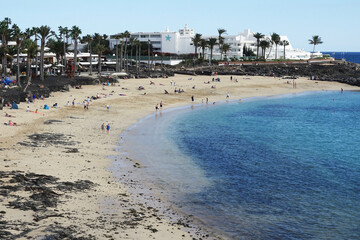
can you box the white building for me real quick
[109,25,320,60]
[110,24,195,55]
[202,29,319,60]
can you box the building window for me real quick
[140,35,148,38]
[150,35,161,38]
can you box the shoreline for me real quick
[0,74,359,239]
[114,89,347,239]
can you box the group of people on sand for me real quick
[101,122,111,133]
[4,119,17,126]
[4,113,18,126]
[230,76,238,82]
[155,101,163,111]
[174,88,185,93]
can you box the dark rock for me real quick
[44,120,63,125]
[175,62,360,87]
[65,148,79,153]
[18,132,79,147]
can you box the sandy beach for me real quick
[0,74,358,239]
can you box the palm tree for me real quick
[135,39,140,74]
[118,33,125,71]
[31,27,39,77]
[47,38,63,66]
[129,37,136,65]
[259,40,270,60]
[24,28,33,78]
[271,33,281,59]
[281,40,289,59]
[59,26,70,69]
[12,24,25,86]
[217,28,226,60]
[199,39,208,60]
[37,25,52,81]
[0,18,12,76]
[93,33,102,43]
[0,46,8,75]
[221,43,231,60]
[207,38,217,64]
[191,33,202,59]
[308,35,323,58]
[23,39,37,91]
[122,31,130,71]
[94,43,106,74]
[253,32,264,59]
[265,33,279,60]
[82,34,93,75]
[71,26,82,73]
[114,35,121,72]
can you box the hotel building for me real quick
[109,25,320,61]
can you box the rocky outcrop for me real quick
[0,76,99,105]
[175,62,360,87]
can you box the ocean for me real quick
[322,52,360,64]
[119,91,360,240]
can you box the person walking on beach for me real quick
[106,123,110,133]
[101,123,105,131]
[155,104,159,111]
[106,104,110,110]
[226,92,230,99]
[72,98,75,106]
[160,101,163,109]
[191,95,194,102]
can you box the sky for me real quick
[2,0,359,52]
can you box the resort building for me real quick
[110,24,195,55]
[109,25,321,60]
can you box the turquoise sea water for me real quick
[120,91,360,239]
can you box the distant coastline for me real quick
[322,52,360,64]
